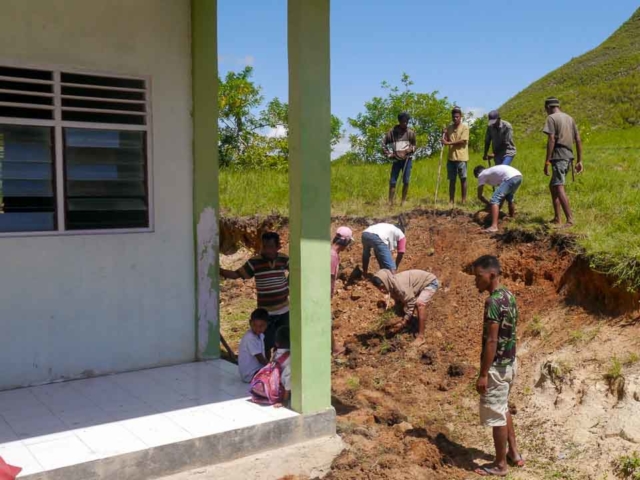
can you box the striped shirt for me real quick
[237,254,289,314]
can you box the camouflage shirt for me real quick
[482,287,518,367]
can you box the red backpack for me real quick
[0,457,21,480]
[249,352,290,405]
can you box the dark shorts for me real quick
[447,160,467,181]
[389,159,412,187]
[550,159,571,187]
[362,232,396,271]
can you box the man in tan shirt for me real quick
[442,107,470,204]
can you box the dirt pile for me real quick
[219,211,640,479]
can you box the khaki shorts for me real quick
[416,279,439,307]
[479,361,517,427]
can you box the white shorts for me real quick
[479,361,517,427]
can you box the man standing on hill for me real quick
[382,112,416,206]
[542,97,583,227]
[472,255,524,476]
[442,107,470,204]
[483,110,517,165]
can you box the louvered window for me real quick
[0,65,151,234]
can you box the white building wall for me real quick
[0,0,195,389]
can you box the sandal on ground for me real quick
[474,466,508,477]
[507,454,525,468]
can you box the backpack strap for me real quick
[275,351,290,367]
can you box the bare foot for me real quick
[332,348,346,356]
[475,465,508,476]
[411,336,426,347]
[549,217,561,224]
[507,453,525,468]
[559,222,574,230]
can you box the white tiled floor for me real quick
[0,361,298,477]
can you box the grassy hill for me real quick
[501,7,640,136]
[220,9,640,289]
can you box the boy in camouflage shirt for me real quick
[472,255,524,476]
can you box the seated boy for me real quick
[474,165,523,233]
[238,308,269,383]
[272,326,291,408]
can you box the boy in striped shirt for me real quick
[220,232,289,352]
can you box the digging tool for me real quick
[434,145,444,207]
[220,333,236,363]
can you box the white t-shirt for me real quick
[364,223,405,252]
[477,165,522,187]
[238,330,265,383]
[273,348,291,391]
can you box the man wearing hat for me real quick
[542,97,583,227]
[382,112,417,205]
[331,226,353,355]
[483,110,517,166]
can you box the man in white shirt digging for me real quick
[474,165,523,233]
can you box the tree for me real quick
[218,67,263,167]
[218,67,344,170]
[347,74,452,164]
[468,114,488,154]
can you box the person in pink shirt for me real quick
[331,226,353,355]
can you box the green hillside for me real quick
[501,7,640,136]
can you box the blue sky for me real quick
[218,1,638,154]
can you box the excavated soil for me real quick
[219,211,640,480]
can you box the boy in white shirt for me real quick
[272,326,291,408]
[361,222,407,275]
[474,165,523,233]
[238,309,269,383]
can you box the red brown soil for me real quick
[219,211,636,479]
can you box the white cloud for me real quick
[218,54,255,67]
[331,136,351,160]
[241,55,255,67]
[464,106,487,122]
[266,125,287,138]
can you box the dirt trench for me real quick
[218,210,640,480]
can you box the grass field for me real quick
[220,128,640,288]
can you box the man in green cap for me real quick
[542,97,583,227]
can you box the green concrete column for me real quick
[288,0,332,414]
[192,0,220,360]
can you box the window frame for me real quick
[0,60,154,238]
